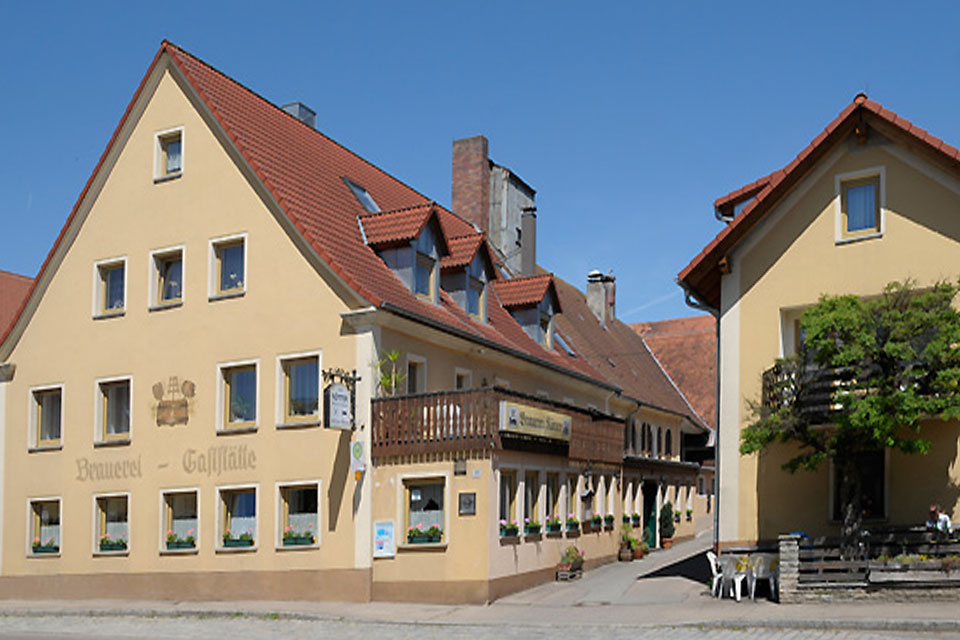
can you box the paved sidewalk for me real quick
[1,528,959,633]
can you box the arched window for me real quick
[656,427,663,458]
[665,429,673,457]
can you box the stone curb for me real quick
[1,606,959,633]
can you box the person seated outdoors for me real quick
[926,504,953,538]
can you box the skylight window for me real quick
[345,179,380,213]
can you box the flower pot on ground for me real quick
[558,545,585,572]
[659,501,676,549]
[633,541,648,560]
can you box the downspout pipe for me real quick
[677,278,721,553]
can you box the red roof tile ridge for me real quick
[164,43,383,306]
[496,272,553,284]
[680,93,960,302]
[359,201,437,218]
[714,172,775,209]
[161,41,438,208]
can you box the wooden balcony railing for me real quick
[761,363,860,421]
[371,387,624,463]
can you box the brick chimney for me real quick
[452,135,490,235]
[586,270,616,328]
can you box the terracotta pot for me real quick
[633,547,645,560]
[661,537,673,550]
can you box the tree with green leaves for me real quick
[741,280,960,556]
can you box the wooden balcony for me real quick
[761,363,858,422]
[371,387,624,463]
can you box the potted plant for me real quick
[222,530,255,547]
[604,514,615,528]
[674,509,682,524]
[165,529,197,550]
[686,508,693,522]
[622,514,631,525]
[32,537,59,554]
[591,514,602,530]
[282,524,316,546]
[619,528,636,561]
[557,545,584,573]
[634,539,649,560]
[565,514,579,532]
[407,524,442,544]
[659,502,675,549]
[524,518,542,535]
[99,533,127,552]
[499,519,520,537]
[631,512,641,527]
[545,514,563,533]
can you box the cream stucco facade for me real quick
[713,131,960,547]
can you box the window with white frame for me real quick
[523,470,539,523]
[150,246,184,308]
[210,234,246,297]
[29,499,60,554]
[836,167,884,242]
[155,127,183,180]
[30,385,62,448]
[162,490,198,551]
[405,478,444,543]
[220,486,257,548]
[94,258,126,316]
[277,354,320,425]
[279,483,319,547]
[96,378,131,443]
[96,494,129,553]
[499,470,517,525]
[219,361,258,430]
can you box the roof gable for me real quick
[679,94,960,309]
[493,274,560,311]
[360,203,450,254]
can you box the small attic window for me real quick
[345,179,380,213]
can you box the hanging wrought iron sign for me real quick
[323,368,360,430]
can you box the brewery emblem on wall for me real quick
[153,376,196,427]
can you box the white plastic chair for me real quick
[706,551,722,597]
[749,553,779,601]
[721,554,750,601]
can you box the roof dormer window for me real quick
[493,274,560,348]
[344,179,380,213]
[440,234,495,323]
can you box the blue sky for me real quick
[2,2,959,322]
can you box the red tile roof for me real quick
[441,234,484,270]
[359,203,447,251]
[1,42,607,389]
[713,172,773,217]
[493,274,558,309]
[551,276,707,429]
[0,269,33,340]
[632,316,716,429]
[679,94,960,309]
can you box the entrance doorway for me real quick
[642,482,658,547]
